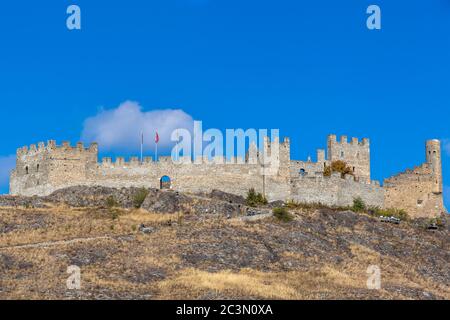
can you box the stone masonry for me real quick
[383,140,445,218]
[9,135,446,218]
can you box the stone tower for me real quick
[10,141,98,196]
[425,139,443,194]
[383,139,445,218]
[327,135,371,182]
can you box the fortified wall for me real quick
[10,137,291,201]
[383,140,445,218]
[9,135,446,218]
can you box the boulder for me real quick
[45,186,156,208]
[141,190,192,214]
[0,195,47,208]
[209,190,246,205]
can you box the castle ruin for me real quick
[9,135,446,218]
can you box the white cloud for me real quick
[0,155,16,192]
[81,101,195,152]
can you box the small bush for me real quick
[425,217,444,227]
[109,209,120,220]
[285,200,354,212]
[324,160,354,178]
[368,206,409,221]
[133,188,149,208]
[177,213,184,226]
[285,200,325,210]
[106,195,118,208]
[352,197,366,213]
[273,207,294,222]
[384,208,409,221]
[435,217,444,227]
[246,188,268,207]
[256,193,268,205]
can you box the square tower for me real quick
[327,135,371,182]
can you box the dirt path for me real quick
[0,234,133,251]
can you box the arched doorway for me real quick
[160,175,171,189]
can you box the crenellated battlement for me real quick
[327,134,369,146]
[294,170,379,186]
[9,135,445,218]
[290,168,384,208]
[98,152,280,167]
[384,163,433,185]
[17,140,98,157]
[327,134,371,182]
[383,139,444,218]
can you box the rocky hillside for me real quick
[0,187,448,299]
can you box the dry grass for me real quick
[157,266,399,300]
[1,206,448,300]
[346,243,450,299]
[158,269,300,299]
[0,207,174,248]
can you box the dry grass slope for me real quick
[0,204,448,300]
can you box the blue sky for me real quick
[0,1,449,208]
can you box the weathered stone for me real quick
[0,195,48,208]
[208,189,246,205]
[8,136,446,218]
[45,186,152,208]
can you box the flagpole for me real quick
[140,131,143,164]
[155,129,158,162]
[175,129,179,161]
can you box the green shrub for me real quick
[273,207,294,222]
[352,197,366,213]
[368,206,409,221]
[246,188,268,207]
[133,188,149,208]
[426,217,444,228]
[435,217,444,227]
[246,188,258,207]
[109,209,120,220]
[256,193,268,205]
[106,195,118,208]
[285,199,353,212]
[397,210,409,221]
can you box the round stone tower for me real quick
[426,139,443,194]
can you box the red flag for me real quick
[155,131,159,144]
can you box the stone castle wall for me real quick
[291,172,383,208]
[384,140,445,218]
[9,135,445,217]
[10,138,292,201]
[327,135,371,182]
